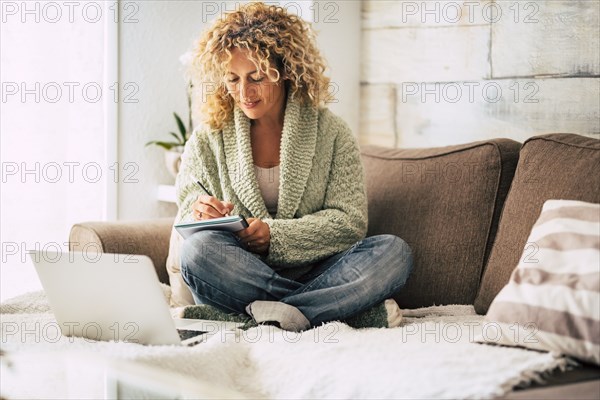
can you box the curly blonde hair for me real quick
[190,2,333,130]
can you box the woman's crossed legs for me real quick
[180,231,413,330]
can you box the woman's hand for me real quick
[192,195,234,220]
[236,218,271,255]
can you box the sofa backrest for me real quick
[475,134,600,314]
[361,139,521,309]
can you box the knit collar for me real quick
[223,90,318,219]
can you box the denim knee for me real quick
[180,230,207,269]
[180,230,234,278]
[377,234,414,283]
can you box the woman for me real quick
[177,2,413,331]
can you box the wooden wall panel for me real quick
[360,0,600,147]
[362,25,490,83]
[395,78,599,147]
[492,1,600,77]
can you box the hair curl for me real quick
[190,2,333,130]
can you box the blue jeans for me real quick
[180,231,413,326]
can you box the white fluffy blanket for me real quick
[1,289,570,399]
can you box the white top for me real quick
[254,165,280,217]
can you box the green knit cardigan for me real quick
[175,91,368,270]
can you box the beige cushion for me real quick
[478,200,600,365]
[475,134,600,314]
[166,227,194,307]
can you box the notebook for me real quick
[174,214,249,239]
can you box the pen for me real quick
[196,180,212,196]
[196,180,230,217]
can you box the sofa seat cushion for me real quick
[361,139,521,308]
[475,134,600,314]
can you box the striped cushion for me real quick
[479,199,600,365]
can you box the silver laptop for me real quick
[28,250,242,346]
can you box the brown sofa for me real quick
[69,133,600,399]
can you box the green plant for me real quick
[145,83,193,151]
[145,112,191,150]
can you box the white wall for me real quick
[117,1,209,220]
[313,0,361,136]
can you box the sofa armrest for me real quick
[68,218,174,284]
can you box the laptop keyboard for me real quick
[177,329,206,341]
